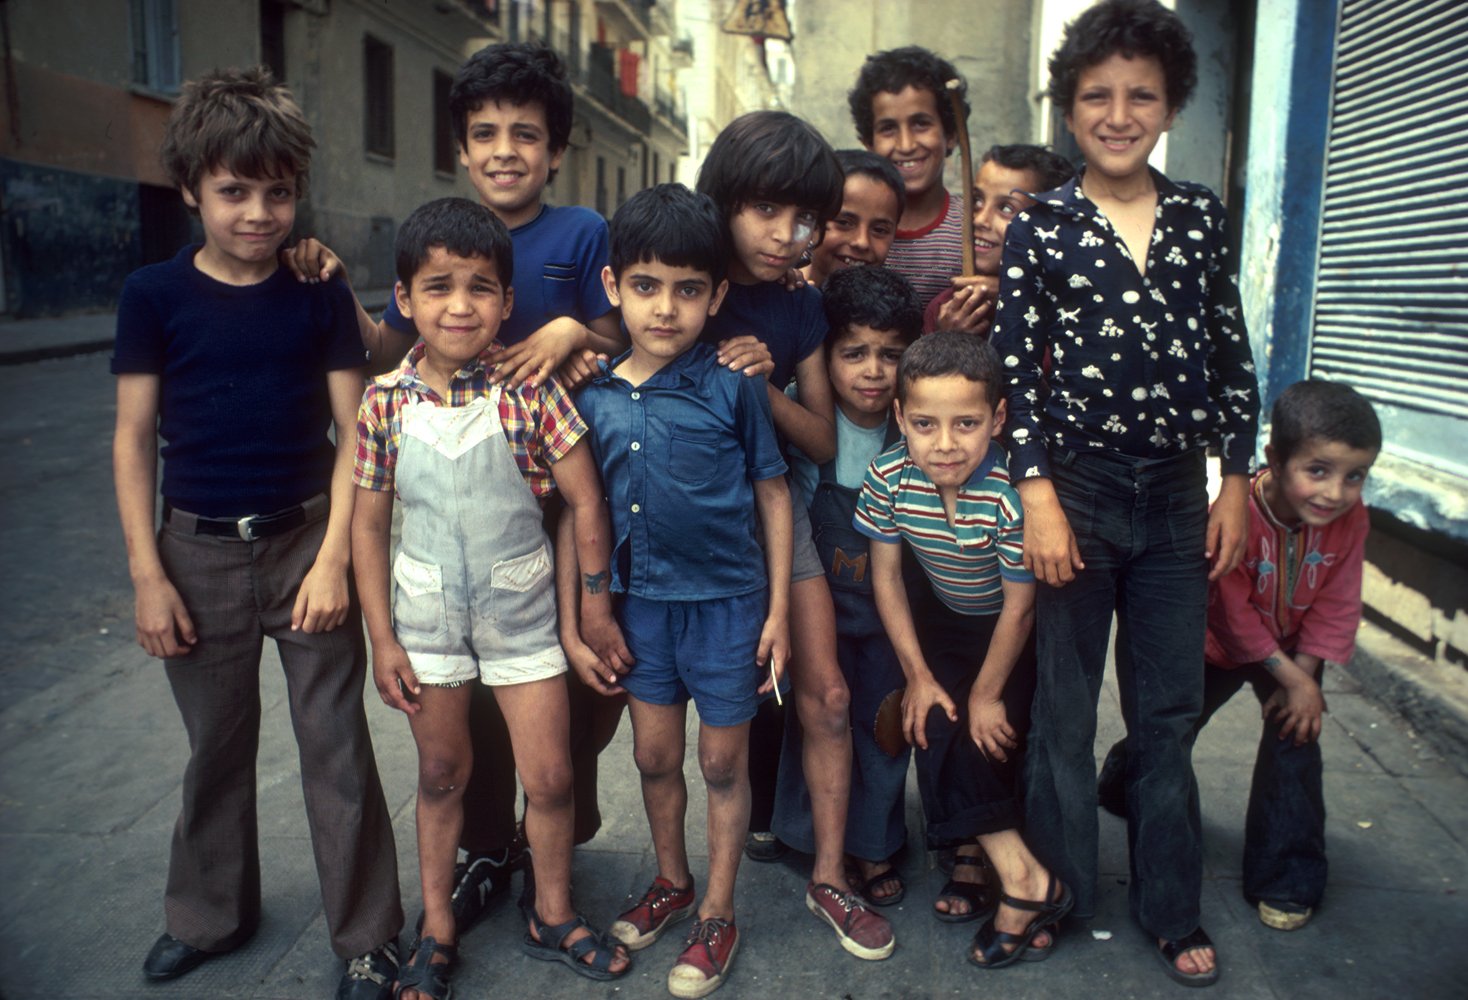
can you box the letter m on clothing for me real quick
[832,547,867,583]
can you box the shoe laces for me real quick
[685,916,733,949]
[344,944,396,984]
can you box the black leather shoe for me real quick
[142,933,214,981]
[336,939,399,1000]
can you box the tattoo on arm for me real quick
[583,570,609,595]
[1262,655,1282,674]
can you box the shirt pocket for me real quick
[542,260,579,318]
[489,544,557,637]
[667,425,724,486]
[392,551,447,641]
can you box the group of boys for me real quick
[112,0,1381,997]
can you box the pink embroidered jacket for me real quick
[1205,472,1369,670]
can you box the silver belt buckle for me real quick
[237,515,259,542]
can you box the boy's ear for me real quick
[1263,443,1280,472]
[990,397,1008,439]
[548,144,566,173]
[180,185,199,209]
[600,265,621,307]
[707,278,730,316]
[893,396,906,435]
[501,285,514,321]
[394,280,412,319]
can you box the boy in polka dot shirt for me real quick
[990,0,1259,987]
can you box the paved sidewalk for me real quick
[2,354,1466,1000]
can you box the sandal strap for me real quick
[396,936,456,999]
[527,910,590,952]
[563,929,618,972]
[1159,925,1214,962]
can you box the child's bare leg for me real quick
[496,676,629,973]
[790,575,852,889]
[696,719,752,920]
[971,830,1056,955]
[403,683,474,1000]
[628,696,693,888]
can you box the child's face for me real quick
[868,85,954,200]
[895,375,1006,489]
[727,201,820,284]
[182,166,296,273]
[396,248,513,371]
[972,162,1041,276]
[828,325,907,429]
[601,258,728,367]
[458,99,565,228]
[808,174,900,285]
[1265,437,1378,529]
[1065,53,1177,187]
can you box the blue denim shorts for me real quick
[618,589,773,727]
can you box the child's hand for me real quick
[557,348,608,391]
[581,613,635,683]
[968,691,1017,762]
[777,266,808,291]
[565,633,627,696]
[293,558,351,633]
[755,615,789,695]
[935,278,997,336]
[489,320,582,389]
[134,574,197,658]
[372,639,421,714]
[280,238,346,285]
[1018,481,1085,587]
[715,336,775,379]
[1206,474,1250,581]
[902,675,956,751]
[1263,679,1327,745]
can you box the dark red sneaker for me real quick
[667,917,739,998]
[806,881,895,960]
[609,875,696,951]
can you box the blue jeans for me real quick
[1022,447,1209,940]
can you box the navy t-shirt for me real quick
[701,281,827,392]
[111,245,369,518]
[381,203,614,346]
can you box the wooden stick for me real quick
[946,78,975,278]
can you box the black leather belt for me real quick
[164,500,311,541]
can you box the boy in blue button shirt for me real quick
[576,184,791,999]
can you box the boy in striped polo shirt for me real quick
[856,331,1072,968]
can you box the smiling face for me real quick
[1264,437,1378,529]
[396,247,512,375]
[727,201,819,284]
[458,98,565,228]
[602,257,728,375]
[868,85,954,201]
[828,325,907,429]
[895,374,1006,489]
[806,174,901,287]
[971,162,1042,276]
[182,166,296,282]
[1065,52,1177,187]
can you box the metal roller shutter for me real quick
[1310,0,1468,476]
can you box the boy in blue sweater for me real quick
[111,69,402,999]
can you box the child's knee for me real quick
[634,742,684,780]
[521,757,574,809]
[797,677,851,736]
[417,753,472,802]
[698,746,746,792]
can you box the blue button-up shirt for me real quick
[993,168,1260,478]
[576,341,788,601]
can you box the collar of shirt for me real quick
[1041,166,1193,223]
[1252,470,1303,536]
[376,340,507,399]
[592,342,717,398]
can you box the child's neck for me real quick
[614,345,687,387]
[1080,165,1157,208]
[899,183,948,232]
[483,196,543,231]
[836,397,889,430]
[936,483,960,527]
[192,242,280,286]
[1258,469,1302,529]
[1082,167,1159,277]
[418,349,470,400]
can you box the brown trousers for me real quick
[158,505,402,958]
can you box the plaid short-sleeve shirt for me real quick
[354,342,586,497]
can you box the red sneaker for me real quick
[806,881,896,960]
[609,876,696,951]
[667,917,739,999]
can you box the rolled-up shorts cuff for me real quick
[407,644,567,687]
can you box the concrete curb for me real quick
[1343,619,1468,776]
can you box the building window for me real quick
[260,0,286,81]
[130,0,180,94]
[433,70,455,175]
[596,156,608,216]
[364,36,395,159]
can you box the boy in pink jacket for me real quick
[1099,379,1379,933]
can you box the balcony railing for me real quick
[586,44,652,133]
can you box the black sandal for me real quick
[1154,926,1220,987]
[967,874,1074,970]
[521,907,630,982]
[395,936,457,1000]
[848,861,906,908]
[934,852,997,924]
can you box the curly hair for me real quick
[848,47,968,151]
[822,266,922,349]
[1047,0,1197,113]
[450,42,573,163]
[160,66,315,205]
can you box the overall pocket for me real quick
[392,551,447,641]
[490,544,557,636]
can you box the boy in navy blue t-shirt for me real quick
[111,69,402,999]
